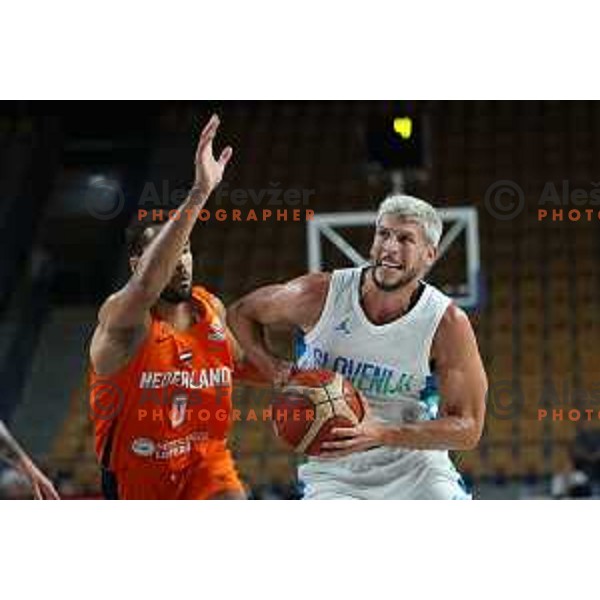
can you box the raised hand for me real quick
[193,114,233,198]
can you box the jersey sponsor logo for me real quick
[154,432,208,460]
[138,367,232,389]
[334,318,352,335]
[169,393,188,428]
[130,432,209,460]
[131,437,156,457]
[208,322,226,341]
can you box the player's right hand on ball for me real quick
[193,114,233,198]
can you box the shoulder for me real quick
[438,303,471,330]
[95,288,152,333]
[432,304,477,361]
[91,290,153,376]
[423,281,454,307]
[281,273,331,331]
[97,291,121,323]
[192,285,226,320]
[192,284,213,302]
[285,272,331,300]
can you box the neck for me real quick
[154,298,197,330]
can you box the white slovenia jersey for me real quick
[295,267,470,499]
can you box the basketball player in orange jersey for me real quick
[228,196,488,499]
[89,114,246,499]
[0,420,60,499]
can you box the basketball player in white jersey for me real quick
[227,196,487,499]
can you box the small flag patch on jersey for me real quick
[179,350,193,362]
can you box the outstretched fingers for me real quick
[195,114,220,162]
[218,146,233,168]
[32,479,42,500]
[200,113,219,139]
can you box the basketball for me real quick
[270,369,365,456]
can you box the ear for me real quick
[368,232,379,262]
[425,244,437,268]
[368,242,376,263]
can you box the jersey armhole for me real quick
[88,320,153,381]
[192,286,219,321]
[302,274,337,344]
[424,297,453,370]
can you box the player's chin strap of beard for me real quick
[160,287,193,304]
[368,262,409,292]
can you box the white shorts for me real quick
[298,447,471,500]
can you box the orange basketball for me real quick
[270,369,365,456]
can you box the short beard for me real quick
[160,286,192,304]
[370,264,419,292]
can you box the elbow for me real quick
[457,389,486,451]
[227,298,242,317]
[459,435,480,452]
[226,299,250,331]
[225,301,241,331]
[457,418,483,451]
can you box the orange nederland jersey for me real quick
[90,286,234,474]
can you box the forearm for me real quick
[0,421,30,468]
[227,310,281,380]
[378,415,481,451]
[133,188,208,301]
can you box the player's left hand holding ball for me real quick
[193,114,233,199]
[320,397,384,458]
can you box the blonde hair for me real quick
[376,195,443,247]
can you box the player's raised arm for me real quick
[90,114,233,375]
[323,304,487,455]
[226,273,330,384]
[0,420,60,499]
